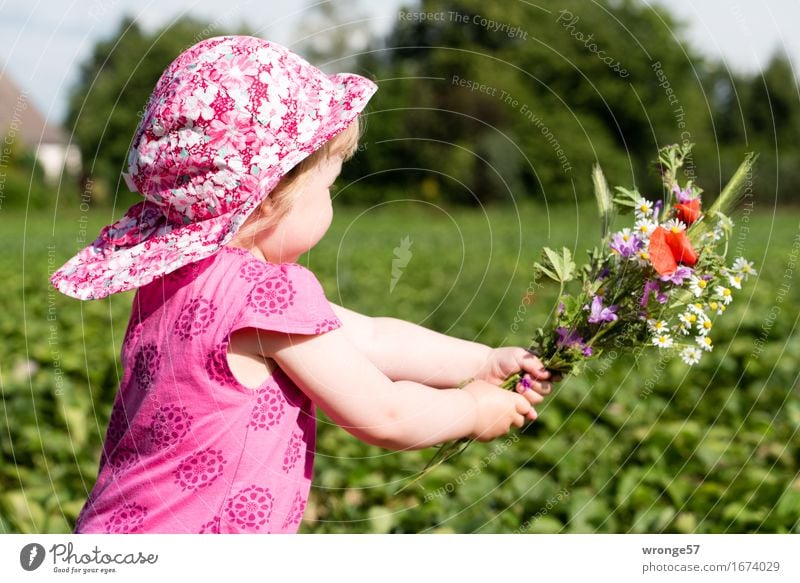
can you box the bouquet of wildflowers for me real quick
[511,142,758,379]
[400,143,758,492]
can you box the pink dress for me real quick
[74,246,342,533]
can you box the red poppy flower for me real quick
[648,226,698,275]
[674,198,701,225]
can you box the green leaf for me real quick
[613,186,641,209]
[533,261,560,282]
[540,247,576,283]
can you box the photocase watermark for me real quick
[398,10,528,40]
[422,433,519,502]
[555,10,629,78]
[19,543,46,571]
[515,487,570,533]
[0,90,29,211]
[20,541,158,574]
[651,61,695,180]
[390,235,413,293]
[450,75,573,173]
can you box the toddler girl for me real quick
[50,35,553,533]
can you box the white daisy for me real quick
[689,275,709,297]
[696,335,713,352]
[696,314,713,336]
[717,215,734,230]
[677,312,694,335]
[703,229,723,243]
[635,218,657,237]
[707,300,725,315]
[618,227,634,242]
[728,273,744,289]
[635,198,654,218]
[664,218,687,233]
[714,285,733,305]
[688,302,706,316]
[652,334,674,348]
[732,257,757,279]
[680,346,702,365]
[648,319,669,333]
[635,249,651,267]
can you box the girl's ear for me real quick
[259,196,274,214]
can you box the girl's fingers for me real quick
[516,381,544,404]
[511,414,525,429]
[521,352,550,379]
[526,407,538,421]
[517,373,552,396]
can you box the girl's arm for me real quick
[330,302,491,387]
[245,325,536,450]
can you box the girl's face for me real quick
[252,155,343,264]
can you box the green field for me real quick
[1,202,799,533]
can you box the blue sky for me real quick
[1,0,798,127]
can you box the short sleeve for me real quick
[231,262,342,335]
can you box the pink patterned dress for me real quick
[74,246,342,533]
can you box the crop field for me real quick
[1,202,798,533]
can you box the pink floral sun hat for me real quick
[50,35,377,300]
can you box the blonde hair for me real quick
[227,117,363,248]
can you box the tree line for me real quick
[42,0,800,210]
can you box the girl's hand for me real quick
[462,379,535,441]
[474,347,557,404]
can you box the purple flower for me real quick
[556,326,585,349]
[653,199,663,217]
[598,267,610,280]
[609,232,643,258]
[557,302,565,315]
[656,292,669,304]
[584,295,619,324]
[672,183,698,204]
[659,266,693,285]
[582,345,593,357]
[641,279,660,307]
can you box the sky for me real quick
[1,0,798,127]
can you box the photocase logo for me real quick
[19,543,46,571]
[390,236,413,293]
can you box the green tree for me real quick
[703,52,800,204]
[341,0,715,205]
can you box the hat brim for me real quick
[51,73,377,300]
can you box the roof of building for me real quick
[0,70,69,146]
